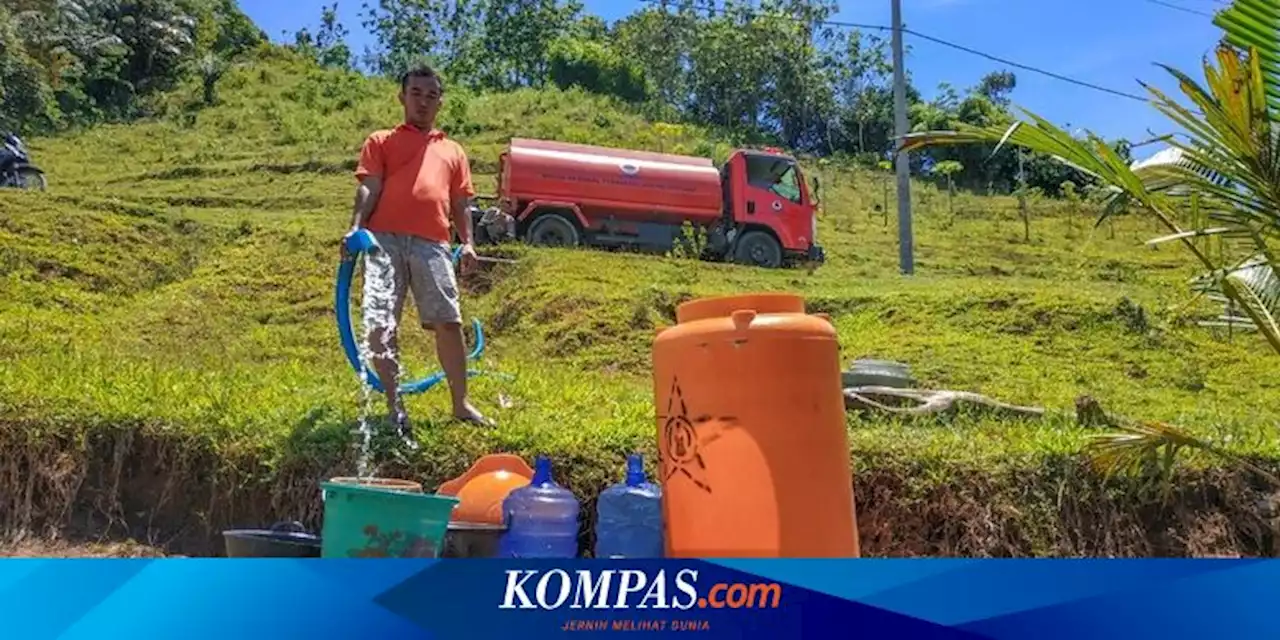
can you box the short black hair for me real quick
[400,65,444,93]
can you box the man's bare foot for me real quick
[453,402,495,427]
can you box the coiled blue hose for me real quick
[335,229,486,395]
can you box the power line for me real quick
[1140,0,1216,17]
[896,28,1150,103]
[637,0,1151,104]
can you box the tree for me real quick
[975,70,1016,106]
[434,0,485,83]
[359,0,452,77]
[547,37,649,103]
[359,0,579,88]
[569,13,607,40]
[7,0,126,121]
[876,159,892,225]
[2,0,262,129]
[100,0,199,96]
[754,0,842,151]
[474,0,581,90]
[192,0,265,59]
[291,2,353,70]
[193,51,228,105]
[0,4,60,133]
[612,3,699,121]
[933,159,963,215]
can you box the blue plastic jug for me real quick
[594,454,664,559]
[498,456,581,558]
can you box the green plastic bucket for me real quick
[320,478,459,558]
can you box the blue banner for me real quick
[0,558,1272,639]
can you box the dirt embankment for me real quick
[0,536,170,558]
[1,424,1277,558]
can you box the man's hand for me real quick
[345,177,381,261]
[340,228,358,261]
[459,242,479,276]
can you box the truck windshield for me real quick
[745,155,803,204]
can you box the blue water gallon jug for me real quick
[594,454,664,558]
[498,456,581,558]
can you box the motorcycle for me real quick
[0,133,47,191]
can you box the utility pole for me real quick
[891,0,914,275]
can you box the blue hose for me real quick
[335,229,486,395]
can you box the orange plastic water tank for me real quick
[652,293,859,558]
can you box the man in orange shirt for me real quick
[342,65,491,443]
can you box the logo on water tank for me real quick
[619,162,641,176]
[658,377,736,495]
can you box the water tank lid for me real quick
[676,293,805,324]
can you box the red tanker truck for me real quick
[470,137,825,268]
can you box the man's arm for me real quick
[340,177,381,260]
[350,176,383,232]
[450,193,474,245]
[342,135,384,259]
[450,146,479,273]
[450,146,477,247]
[350,133,386,232]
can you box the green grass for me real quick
[2,49,1278,556]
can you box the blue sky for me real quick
[239,0,1223,151]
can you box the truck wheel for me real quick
[526,213,580,247]
[733,231,783,268]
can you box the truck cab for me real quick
[720,148,824,268]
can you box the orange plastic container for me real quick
[652,293,859,558]
[436,454,534,525]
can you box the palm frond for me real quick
[1086,420,1280,487]
[1186,254,1280,340]
[1214,0,1280,114]
[1086,421,1202,480]
[1222,258,1280,338]
[1146,227,1237,245]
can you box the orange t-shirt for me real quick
[354,123,475,243]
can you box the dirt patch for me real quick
[0,422,1277,558]
[853,462,1276,557]
[0,535,171,558]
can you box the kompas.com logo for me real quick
[498,569,782,611]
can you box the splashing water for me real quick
[353,245,400,478]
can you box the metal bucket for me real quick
[843,359,914,389]
[223,521,321,558]
[442,522,507,558]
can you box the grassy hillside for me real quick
[2,50,1278,557]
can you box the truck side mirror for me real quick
[811,176,821,204]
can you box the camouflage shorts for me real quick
[364,232,463,328]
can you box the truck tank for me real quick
[503,138,725,225]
